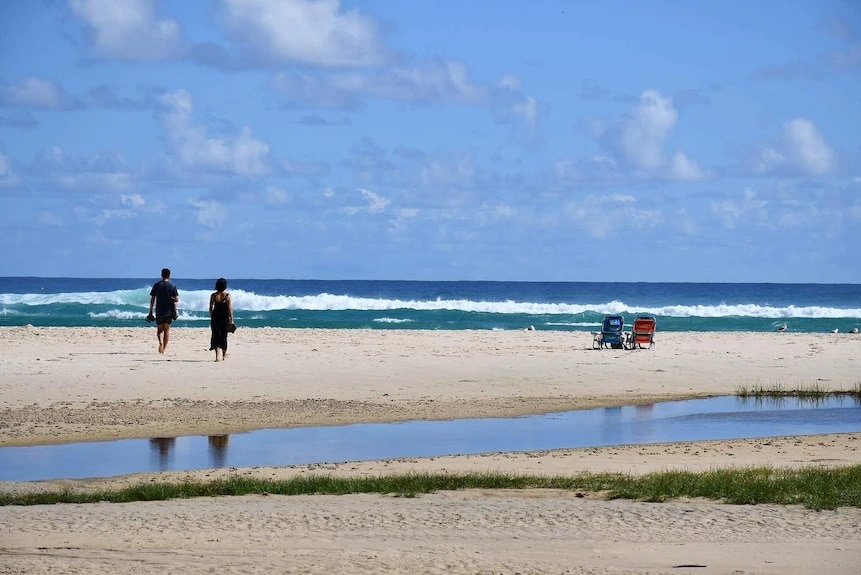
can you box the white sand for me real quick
[1,326,860,574]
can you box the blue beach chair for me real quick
[593,315,626,349]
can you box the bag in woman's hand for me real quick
[227,322,237,333]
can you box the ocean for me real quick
[0,278,859,333]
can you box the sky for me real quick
[1,0,859,282]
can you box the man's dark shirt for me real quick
[150,280,178,318]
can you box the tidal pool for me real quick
[1,395,859,482]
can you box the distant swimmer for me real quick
[776,324,787,332]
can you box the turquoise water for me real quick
[2,278,860,332]
[1,396,858,482]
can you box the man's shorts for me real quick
[156,316,173,325]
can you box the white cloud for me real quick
[39,211,65,226]
[669,151,708,181]
[553,159,578,181]
[753,147,785,174]
[621,90,677,169]
[676,209,699,235]
[55,173,133,192]
[2,77,76,109]
[563,194,640,239]
[710,188,768,229]
[189,199,226,228]
[343,188,389,215]
[29,147,135,192]
[397,207,419,218]
[711,200,742,228]
[158,89,271,176]
[273,60,487,108]
[550,153,626,190]
[491,204,515,218]
[419,156,477,189]
[593,89,705,182]
[221,0,385,67]
[281,159,329,176]
[273,62,542,147]
[490,90,542,148]
[783,119,835,176]
[499,75,521,90]
[848,200,861,222]
[95,208,136,225]
[752,118,836,177]
[70,0,184,61]
[359,188,389,213]
[0,152,20,187]
[120,193,145,207]
[264,185,291,205]
[376,61,485,104]
[599,194,636,205]
[159,89,193,116]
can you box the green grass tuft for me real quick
[2,465,859,510]
[736,381,861,400]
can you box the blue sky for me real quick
[1,0,859,282]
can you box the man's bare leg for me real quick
[162,325,171,353]
[157,325,165,353]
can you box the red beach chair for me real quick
[627,316,656,349]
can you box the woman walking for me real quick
[209,277,233,362]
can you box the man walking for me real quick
[147,268,179,354]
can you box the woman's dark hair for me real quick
[215,278,227,291]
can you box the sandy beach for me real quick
[1,326,860,574]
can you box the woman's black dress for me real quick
[210,293,230,351]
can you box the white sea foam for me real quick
[0,288,150,307]
[3,288,860,318]
[88,310,142,320]
[88,309,207,322]
[373,317,413,324]
[192,292,861,318]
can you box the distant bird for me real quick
[526,325,535,331]
[832,328,839,334]
[850,328,859,334]
[776,324,787,332]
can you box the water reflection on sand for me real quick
[2,395,859,482]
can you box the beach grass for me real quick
[735,380,861,399]
[3,465,859,510]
